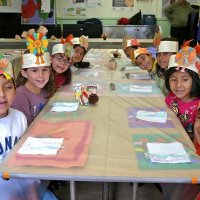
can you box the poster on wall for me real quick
[0,0,21,12]
[63,0,86,16]
[87,0,103,7]
[21,0,55,24]
[112,0,134,11]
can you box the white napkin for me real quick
[136,110,167,123]
[51,102,79,112]
[18,137,64,155]
[147,142,191,163]
[80,71,99,77]
[133,73,151,80]
[129,85,152,93]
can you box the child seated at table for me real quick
[133,47,157,77]
[0,55,57,200]
[162,46,200,200]
[155,38,179,95]
[12,31,55,125]
[165,46,200,146]
[51,43,72,88]
[71,35,89,69]
[122,37,140,58]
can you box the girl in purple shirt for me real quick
[12,32,55,125]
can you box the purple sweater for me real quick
[11,86,48,125]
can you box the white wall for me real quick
[56,0,161,19]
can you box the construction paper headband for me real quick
[71,35,89,51]
[22,52,51,69]
[52,43,73,58]
[168,46,200,74]
[61,34,74,45]
[22,27,50,68]
[0,54,13,80]
[134,48,150,60]
[122,38,140,50]
[157,41,178,53]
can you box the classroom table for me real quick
[0,49,200,200]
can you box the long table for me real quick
[0,49,200,200]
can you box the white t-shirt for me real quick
[0,108,27,162]
[0,108,56,200]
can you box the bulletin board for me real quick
[21,0,55,24]
[0,0,21,13]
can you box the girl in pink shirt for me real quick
[162,46,200,200]
[165,46,200,144]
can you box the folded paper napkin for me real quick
[146,142,191,163]
[18,137,64,155]
[133,73,151,80]
[51,102,79,112]
[129,85,152,93]
[136,110,167,123]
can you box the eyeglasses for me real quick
[53,56,71,65]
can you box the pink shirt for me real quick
[165,92,200,139]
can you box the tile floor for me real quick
[52,181,163,200]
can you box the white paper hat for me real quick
[168,54,199,74]
[125,39,140,49]
[158,41,178,53]
[126,40,132,48]
[134,48,150,60]
[52,44,65,55]
[22,52,51,69]
[71,37,80,45]
[71,35,89,50]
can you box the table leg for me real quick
[102,182,109,200]
[132,182,138,200]
[70,181,76,200]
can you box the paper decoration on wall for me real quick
[125,0,133,7]
[87,0,103,7]
[0,0,21,13]
[63,0,86,16]
[21,0,55,24]
[41,0,50,13]
[112,0,134,11]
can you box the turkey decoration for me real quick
[75,84,99,106]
